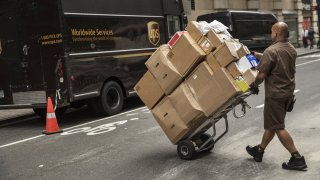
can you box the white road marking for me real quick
[144,111,151,114]
[130,118,139,121]
[141,108,149,112]
[0,135,45,149]
[63,106,145,131]
[255,104,265,109]
[0,106,146,149]
[255,89,300,109]
[38,165,44,168]
[126,113,139,116]
[297,59,320,67]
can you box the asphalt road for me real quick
[1,54,320,180]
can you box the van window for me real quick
[234,20,274,40]
[167,15,181,38]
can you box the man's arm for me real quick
[254,71,266,86]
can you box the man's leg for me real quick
[276,129,307,170]
[260,129,276,149]
[275,129,297,154]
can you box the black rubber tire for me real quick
[33,107,67,119]
[94,81,124,116]
[199,133,215,152]
[177,140,196,160]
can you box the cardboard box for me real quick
[151,97,190,144]
[206,53,221,73]
[243,69,258,86]
[169,33,206,76]
[186,21,204,43]
[145,45,183,95]
[213,41,242,67]
[169,83,205,126]
[186,62,241,116]
[168,31,187,48]
[226,62,242,79]
[207,30,231,48]
[198,37,216,55]
[134,71,164,109]
[237,45,251,58]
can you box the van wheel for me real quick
[96,81,124,116]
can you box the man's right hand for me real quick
[250,85,259,95]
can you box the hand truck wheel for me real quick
[199,133,215,152]
[177,140,195,160]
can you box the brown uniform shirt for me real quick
[257,40,296,98]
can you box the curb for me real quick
[297,50,320,57]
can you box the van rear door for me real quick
[0,0,64,107]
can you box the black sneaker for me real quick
[282,156,308,171]
[246,145,264,162]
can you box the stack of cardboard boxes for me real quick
[134,21,259,144]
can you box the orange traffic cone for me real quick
[43,97,63,135]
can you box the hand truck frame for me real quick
[177,91,252,160]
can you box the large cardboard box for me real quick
[145,45,183,95]
[186,21,204,43]
[207,29,231,48]
[169,33,206,76]
[169,83,205,126]
[226,62,242,79]
[134,71,164,109]
[151,97,190,144]
[243,69,259,85]
[186,62,241,116]
[206,52,221,73]
[213,41,242,67]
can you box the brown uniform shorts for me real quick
[264,97,290,130]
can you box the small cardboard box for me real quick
[213,41,242,67]
[237,45,251,58]
[243,69,259,86]
[207,30,231,48]
[169,33,206,77]
[169,83,205,126]
[206,52,221,73]
[226,62,242,79]
[145,45,183,95]
[186,21,205,43]
[134,71,164,109]
[198,37,216,55]
[186,62,241,116]
[151,97,190,144]
[168,31,187,48]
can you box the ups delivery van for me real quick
[197,11,278,51]
[0,0,185,117]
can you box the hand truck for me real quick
[176,91,252,160]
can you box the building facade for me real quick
[183,0,319,47]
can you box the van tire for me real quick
[95,81,124,116]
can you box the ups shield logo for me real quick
[147,21,160,46]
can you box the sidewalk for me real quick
[296,47,320,57]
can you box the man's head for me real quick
[271,22,289,42]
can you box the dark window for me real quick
[191,0,195,10]
[235,20,274,40]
